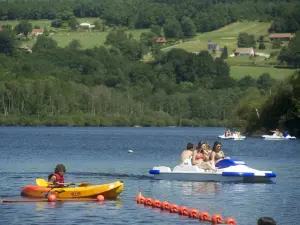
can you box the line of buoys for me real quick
[135,190,237,224]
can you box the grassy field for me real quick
[162,21,271,54]
[160,21,297,79]
[1,18,148,48]
[49,29,148,48]
[230,66,296,80]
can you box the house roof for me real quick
[235,48,254,53]
[32,28,44,33]
[269,33,293,38]
[156,37,167,43]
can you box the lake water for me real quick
[0,127,299,225]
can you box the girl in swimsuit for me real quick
[210,141,229,165]
[192,143,216,171]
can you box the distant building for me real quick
[269,33,293,41]
[234,47,255,56]
[79,23,95,29]
[156,36,167,43]
[207,41,223,54]
[31,29,44,36]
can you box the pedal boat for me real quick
[149,159,276,183]
[21,180,124,199]
[218,134,246,140]
[261,133,296,140]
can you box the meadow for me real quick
[1,19,297,79]
[230,66,296,80]
[1,18,148,48]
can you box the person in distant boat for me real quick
[270,129,282,137]
[257,217,276,225]
[225,129,231,137]
[192,142,216,171]
[210,141,230,165]
[48,164,71,188]
[180,143,195,165]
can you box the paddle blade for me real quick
[36,178,49,187]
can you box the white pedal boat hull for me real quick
[261,134,296,140]
[149,159,276,183]
[218,134,246,140]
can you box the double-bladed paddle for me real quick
[36,178,91,187]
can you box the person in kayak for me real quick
[48,164,71,188]
[180,143,194,165]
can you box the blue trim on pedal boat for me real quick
[149,170,160,175]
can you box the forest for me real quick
[0,0,299,137]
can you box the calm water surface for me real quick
[0,127,299,225]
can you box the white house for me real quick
[31,28,44,36]
[79,23,95,29]
[234,47,255,56]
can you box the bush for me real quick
[259,42,266,49]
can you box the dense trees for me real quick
[237,32,256,48]
[1,0,300,33]
[0,23,277,127]
[0,0,299,134]
[237,71,300,137]
[278,31,300,68]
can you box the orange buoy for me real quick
[199,212,211,221]
[47,194,57,202]
[189,208,199,218]
[160,201,170,210]
[137,196,145,204]
[179,206,189,216]
[152,199,161,208]
[144,197,153,206]
[96,195,104,202]
[212,214,223,224]
[224,217,237,225]
[135,189,142,201]
[169,204,179,213]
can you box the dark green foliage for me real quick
[237,32,256,48]
[245,71,300,137]
[272,40,281,49]
[14,20,33,38]
[0,30,16,55]
[163,17,183,39]
[278,31,300,68]
[256,73,275,90]
[181,16,196,37]
[150,25,163,36]
[220,46,228,59]
[259,42,266,49]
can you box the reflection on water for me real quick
[34,198,123,211]
[156,180,221,196]
[181,182,222,196]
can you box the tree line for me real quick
[0,25,277,127]
[1,0,300,34]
